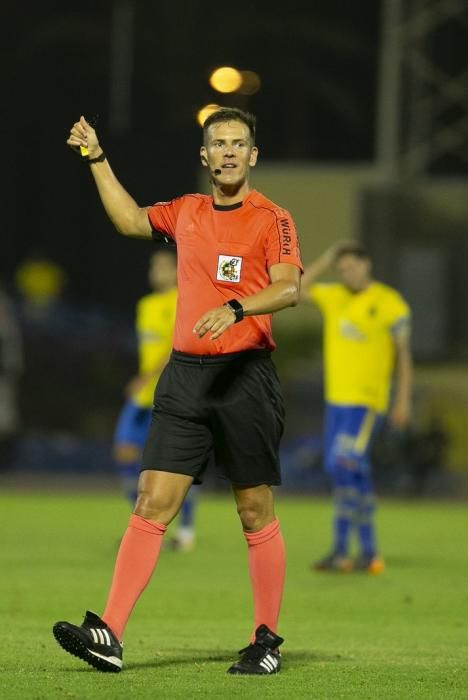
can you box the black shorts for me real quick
[141,350,285,486]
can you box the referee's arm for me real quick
[88,158,152,239]
[194,263,300,340]
[242,263,301,315]
[67,115,152,239]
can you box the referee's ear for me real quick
[249,146,258,167]
[200,147,208,168]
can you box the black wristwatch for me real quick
[224,298,244,323]
[86,151,106,164]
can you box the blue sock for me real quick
[358,522,376,558]
[117,463,139,506]
[356,472,377,557]
[332,468,359,556]
[333,514,352,556]
[180,493,195,528]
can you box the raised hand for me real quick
[66,116,101,159]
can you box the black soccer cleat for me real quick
[53,610,123,672]
[353,553,385,575]
[312,551,353,573]
[227,624,284,675]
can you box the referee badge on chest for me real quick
[217,254,243,283]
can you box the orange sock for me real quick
[102,513,166,640]
[244,518,286,639]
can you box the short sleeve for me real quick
[384,292,411,337]
[309,283,335,311]
[387,293,411,338]
[147,197,185,241]
[265,209,303,271]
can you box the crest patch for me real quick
[217,255,243,283]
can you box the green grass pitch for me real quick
[0,490,467,699]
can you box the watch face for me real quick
[225,300,243,321]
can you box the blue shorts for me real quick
[114,399,152,450]
[324,403,383,474]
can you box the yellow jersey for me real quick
[133,287,177,408]
[310,282,410,412]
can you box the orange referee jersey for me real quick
[147,189,303,355]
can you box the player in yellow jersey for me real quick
[302,242,413,573]
[113,249,195,550]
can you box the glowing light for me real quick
[238,70,261,95]
[196,103,220,127]
[209,66,242,94]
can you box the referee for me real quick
[53,108,303,676]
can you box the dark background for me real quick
[3,0,380,309]
[1,1,466,491]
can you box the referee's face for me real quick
[201,120,258,186]
[336,254,372,292]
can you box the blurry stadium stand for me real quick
[0,297,465,497]
[0,300,133,481]
[0,287,23,471]
[7,181,468,497]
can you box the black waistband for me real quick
[171,349,271,365]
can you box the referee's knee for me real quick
[133,490,179,525]
[236,501,274,533]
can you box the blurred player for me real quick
[302,242,412,573]
[53,107,302,675]
[113,249,195,550]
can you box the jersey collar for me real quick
[212,201,243,211]
[211,190,255,212]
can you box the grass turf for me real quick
[0,490,467,699]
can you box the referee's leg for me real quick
[135,470,193,522]
[101,470,193,640]
[233,484,286,638]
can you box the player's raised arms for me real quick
[67,116,152,239]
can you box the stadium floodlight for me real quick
[196,104,221,127]
[209,67,242,94]
[238,70,261,96]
